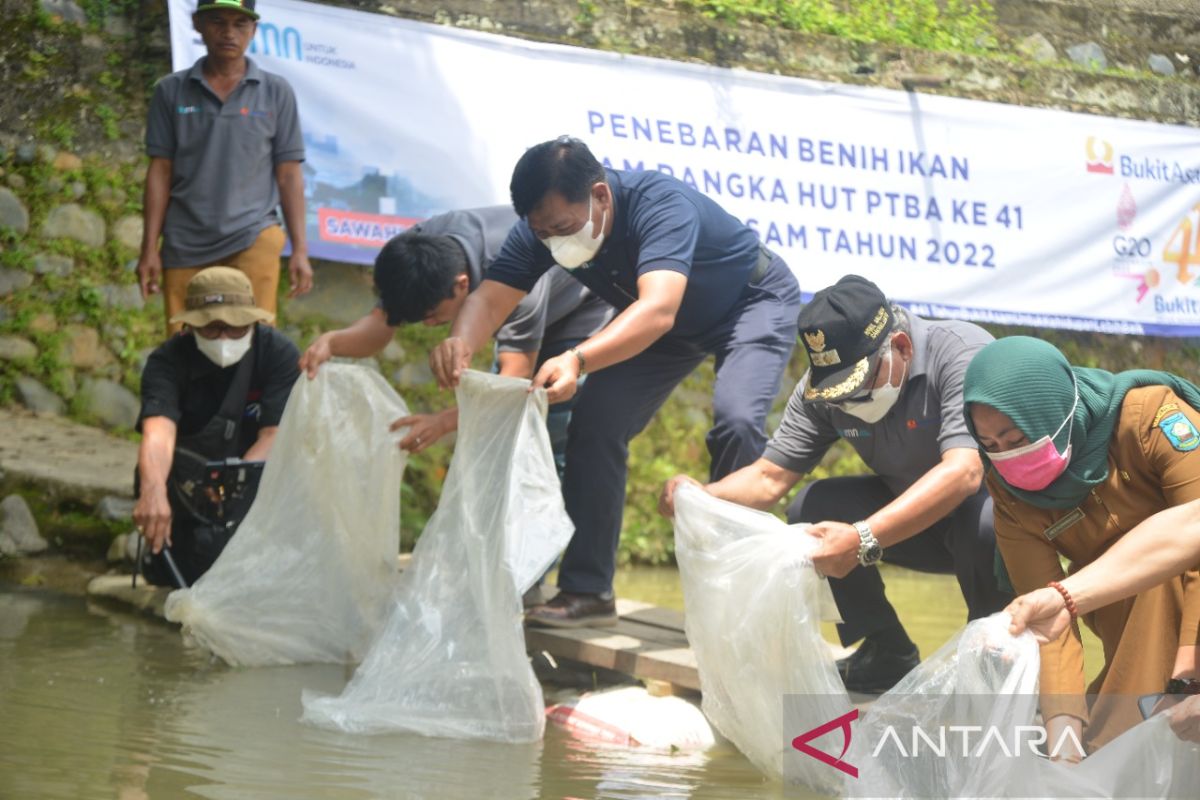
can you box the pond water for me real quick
[0,564,1102,799]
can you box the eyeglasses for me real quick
[832,346,890,408]
[194,322,252,340]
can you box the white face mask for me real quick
[837,346,906,424]
[541,194,606,269]
[195,329,253,368]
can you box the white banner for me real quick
[169,0,1200,335]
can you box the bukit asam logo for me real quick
[1086,136,1200,185]
[1086,136,1114,174]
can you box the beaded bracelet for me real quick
[1047,580,1079,620]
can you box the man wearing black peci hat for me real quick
[661,274,1012,693]
[137,0,312,335]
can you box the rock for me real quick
[70,181,86,199]
[97,496,135,522]
[6,174,26,191]
[111,215,143,251]
[28,313,57,334]
[103,15,133,38]
[14,376,66,416]
[97,283,144,310]
[60,324,115,370]
[42,203,106,248]
[394,361,434,388]
[53,152,82,171]
[0,336,38,362]
[1066,42,1107,71]
[285,262,375,324]
[1017,33,1057,64]
[79,378,140,430]
[0,268,33,296]
[106,533,127,563]
[95,185,127,208]
[1148,54,1176,77]
[0,495,48,556]
[33,252,73,276]
[37,145,57,165]
[0,187,29,233]
[15,143,36,165]
[39,0,87,26]
[58,369,77,400]
[381,340,406,362]
[106,532,141,563]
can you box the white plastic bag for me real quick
[164,364,409,667]
[546,686,715,751]
[672,483,844,789]
[301,370,573,742]
[848,614,1200,799]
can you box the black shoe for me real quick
[836,638,919,694]
[525,591,618,628]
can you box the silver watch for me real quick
[854,520,883,566]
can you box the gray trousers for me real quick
[556,256,801,595]
[786,475,1012,647]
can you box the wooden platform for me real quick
[525,599,699,692]
[86,565,702,692]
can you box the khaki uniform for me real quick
[989,385,1200,752]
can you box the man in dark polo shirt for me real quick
[299,206,613,472]
[136,0,312,335]
[660,275,1012,693]
[134,267,300,586]
[429,137,802,627]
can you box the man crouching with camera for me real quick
[133,266,300,586]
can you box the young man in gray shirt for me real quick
[300,206,613,468]
[661,275,1012,693]
[137,0,311,333]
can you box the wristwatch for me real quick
[853,520,883,566]
[1166,677,1200,695]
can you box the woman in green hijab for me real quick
[963,336,1200,759]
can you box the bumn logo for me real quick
[791,708,859,778]
[251,23,302,61]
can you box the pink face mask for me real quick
[986,389,1078,491]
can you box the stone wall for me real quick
[2,0,1198,430]
[2,0,1198,560]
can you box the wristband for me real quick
[569,346,587,374]
[1166,677,1200,695]
[1047,580,1078,620]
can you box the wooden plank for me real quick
[525,622,700,691]
[616,598,687,634]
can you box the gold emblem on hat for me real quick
[804,330,826,352]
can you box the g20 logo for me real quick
[1112,235,1151,258]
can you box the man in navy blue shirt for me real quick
[430,136,801,626]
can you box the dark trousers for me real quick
[536,337,585,480]
[557,256,801,595]
[786,475,1012,647]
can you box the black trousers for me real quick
[786,475,1012,647]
